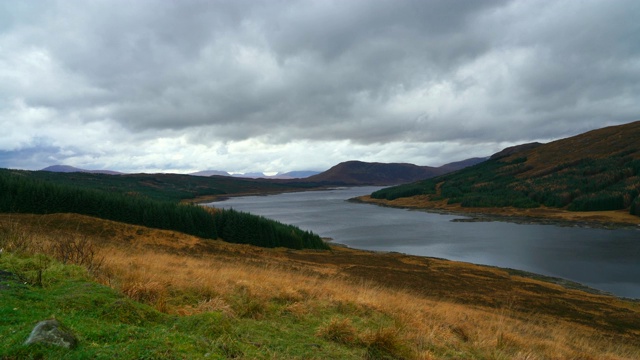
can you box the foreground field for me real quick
[2,213,640,359]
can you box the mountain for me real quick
[303,158,485,186]
[370,121,640,217]
[489,142,543,160]
[304,161,441,185]
[435,157,488,173]
[189,170,231,177]
[232,171,321,179]
[278,170,321,179]
[190,170,319,179]
[41,165,123,175]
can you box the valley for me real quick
[2,121,640,359]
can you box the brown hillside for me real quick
[366,121,640,224]
[3,213,639,334]
[3,212,640,358]
[305,160,444,185]
[305,159,488,186]
[507,121,640,178]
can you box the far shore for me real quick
[191,186,640,230]
[189,185,357,205]
[352,195,640,230]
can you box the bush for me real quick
[630,196,640,216]
[569,192,626,211]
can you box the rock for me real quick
[24,319,78,349]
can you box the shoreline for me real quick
[186,188,639,298]
[350,195,640,231]
[190,185,346,205]
[3,211,638,303]
[323,237,637,301]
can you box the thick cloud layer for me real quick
[1,0,638,173]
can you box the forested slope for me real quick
[0,169,328,249]
[372,121,640,216]
[16,169,321,202]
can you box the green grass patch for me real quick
[0,253,408,359]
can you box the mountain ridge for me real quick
[40,157,485,184]
[304,158,487,185]
[41,165,123,175]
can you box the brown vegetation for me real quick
[364,121,640,226]
[2,212,640,359]
[507,121,640,178]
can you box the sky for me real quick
[1,0,639,174]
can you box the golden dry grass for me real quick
[2,212,640,359]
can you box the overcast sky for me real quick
[1,0,639,174]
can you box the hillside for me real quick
[0,169,328,250]
[435,157,489,173]
[366,121,640,223]
[4,168,326,203]
[304,158,486,186]
[2,213,640,359]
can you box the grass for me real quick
[2,213,640,359]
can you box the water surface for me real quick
[207,187,640,298]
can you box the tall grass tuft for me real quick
[316,317,358,344]
[362,326,410,360]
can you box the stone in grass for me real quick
[24,319,78,349]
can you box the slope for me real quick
[2,168,323,203]
[368,121,640,222]
[2,213,640,359]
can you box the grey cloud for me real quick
[2,0,639,172]
[9,1,508,133]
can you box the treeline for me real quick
[21,170,281,203]
[213,208,328,249]
[371,154,640,216]
[0,169,328,249]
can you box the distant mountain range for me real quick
[189,170,232,177]
[41,165,123,175]
[41,158,485,184]
[41,166,321,179]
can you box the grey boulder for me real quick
[24,319,78,349]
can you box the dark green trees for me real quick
[0,169,328,250]
[213,208,328,250]
[371,155,640,217]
